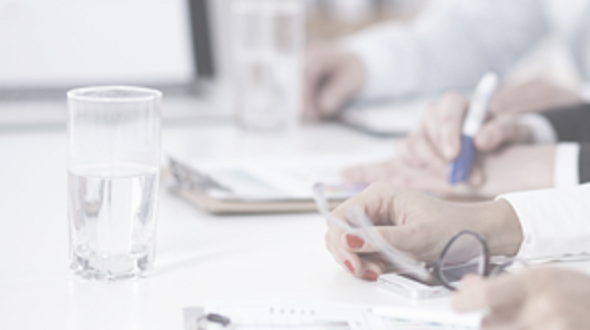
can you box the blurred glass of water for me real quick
[231,0,305,130]
[67,86,161,281]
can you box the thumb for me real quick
[474,115,521,152]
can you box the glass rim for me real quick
[67,86,162,103]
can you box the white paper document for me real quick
[168,154,389,202]
[183,303,481,330]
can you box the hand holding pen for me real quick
[342,73,554,197]
[393,73,535,185]
[449,73,499,184]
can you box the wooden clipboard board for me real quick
[164,162,344,215]
[172,188,343,215]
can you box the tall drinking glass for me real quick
[230,0,305,130]
[67,86,162,281]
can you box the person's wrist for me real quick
[476,145,555,197]
[469,199,523,256]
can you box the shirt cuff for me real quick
[497,184,590,261]
[517,113,557,144]
[553,142,580,188]
[578,83,590,103]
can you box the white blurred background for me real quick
[0,0,580,125]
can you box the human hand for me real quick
[342,144,555,199]
[325,183,523,280]
[453,267,590,329]
[492,78,582,114]
[303,45,364,120]
[395,92,534,178]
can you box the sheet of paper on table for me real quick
[166,154,389,214]
[183,303,481,330]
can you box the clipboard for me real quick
[166,157,356,214]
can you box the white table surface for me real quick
[3,121,588,329]
[0,122,418,329]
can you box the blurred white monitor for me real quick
[0,0,214,94]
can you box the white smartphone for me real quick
[377,273,453,300]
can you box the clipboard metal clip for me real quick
[169,158,230,193]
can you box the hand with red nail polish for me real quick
[324,183,523,281]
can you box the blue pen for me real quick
[449,72,499,185]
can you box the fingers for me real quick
[340,165,371,184]
[424,92,469,161]
[316,63,362,118]
[341,161,395,184]
[325,222,386,281]
[303,47,363,120]
[340,225,420,255]
[397,132,447,171]
[453,272,528,313]
[353,253,387,281]
[341,159,482,198]
[342,159,431,186]
[457,268,590,329]
[474,115,525,151]
[480,309,523,330]
[332,182,401,227]
[469,166,485,186]
[325,222,364,273]
[397,92,468,173]
[303,48,332,120]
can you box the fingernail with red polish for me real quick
[346,234,365,249]
[344,260,355,274]
[363,270,379,281]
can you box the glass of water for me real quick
[67,86,161,281]
[230,0,305,130]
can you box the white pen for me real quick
[449,72,499,184]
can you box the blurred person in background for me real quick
[305,0,587,120]
[305,0,590,198]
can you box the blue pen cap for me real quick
[449,135,476,185]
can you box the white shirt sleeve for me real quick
[553,142,580,187]
[341,0,549,101]
[498,184,590,260]
[578,83,590,103]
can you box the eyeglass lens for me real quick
[438,232,486,289]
